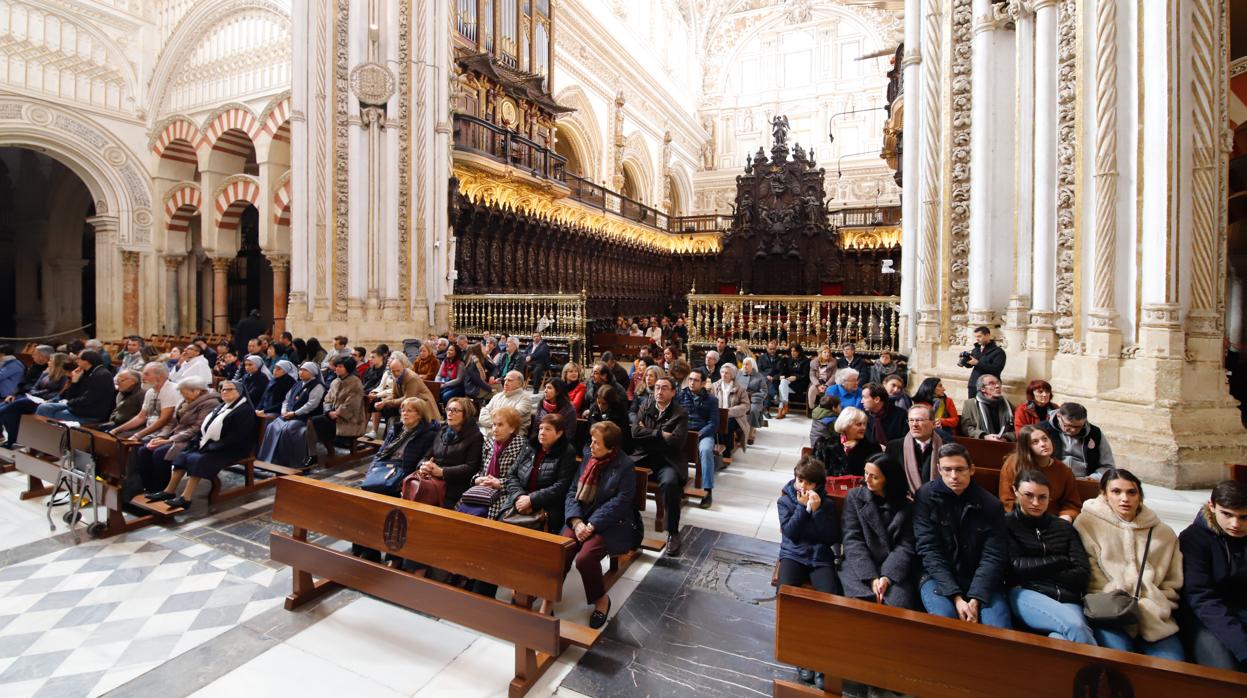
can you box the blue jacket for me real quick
[912,477,1008,602]
[1179,508,1247,664]
[777,480,841,568]
[825,384,863,411]
[564,450,637,555]
[677,387,719,439]
[0,356,23,399]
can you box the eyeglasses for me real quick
[446,406,464,413]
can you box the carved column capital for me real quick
[162,255,183,271]
[268,253,291,273]
[210,257,233,274]
[120,250,141,270]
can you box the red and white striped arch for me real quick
[204,106,260,159]
[164,183,202,233]
[214,176,261,232]
[152,117,204,165]
[272,176,292,227]
[259,95,292,142]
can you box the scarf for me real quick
[576,449,616,504]
[901,431,943,494]
[933,397,948,420]
[840,434,860,452]
[976,394,1009,436]
[487,434,513,478]
[439,360,459,381]
[377,421,422,461]
[529,447,548,490]
[200,396,248,445]
[869,407,887,445]
[541,398,558,415]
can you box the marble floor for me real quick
[0,412,1211,697]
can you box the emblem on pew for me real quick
[1073,664,1133,697]
[383,509,408,551]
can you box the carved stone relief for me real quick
[946,0,972,346]
[1054,0,1078,353]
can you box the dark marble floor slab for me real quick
[562,526,790,698]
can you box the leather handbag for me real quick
[400,472,446,507]
[1083,527,1153,627]
[500,505,547,531]
[361,461,407,495]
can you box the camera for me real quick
[957,351,973,368]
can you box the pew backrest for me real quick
[954,435,1015,470]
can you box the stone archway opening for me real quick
[554,125,586,177]
[0,147,97,339]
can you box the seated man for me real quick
[913,443,1012,629]
[959,374,1015,442]
[492,337,527,383]
[0,344,23,399]
[1036,402,1114,478]
[836,342,868,375]
[478,370,535,437]
[712,363,751,459]
[700,350,721,384]
[602,351,630,388]
[630,376,689,555]
[35,350,116,424]
[117,336,146,372]
[713,337,737,369]
[885,404,943,496]
[677,368,719,509]
[109,362,180,439]
[584,361,622,415]
[861,382,908,447]
[103,369,146,433]
[321,335,352,371]
[1179,480,1247,672]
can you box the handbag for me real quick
[499,505,547,531]
[1083,527,1153,628]
[360,460,407,495]
[401,472,447,507]
[454,484,501,517]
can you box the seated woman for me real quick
[436,344,465,402]
[808,347,837,409]
[562,362,587,412]
[413,341,440,381]
[150,380,258,510]
[912,377,960,440]
[135,378,221,498]
[869,350,906,388]
[418,397,484,508]
[460,344,494,404]
[467,405,534,597]
[364,349,394,438]
[238,355,271,407]
[739,357,767,445]
[840,452,919,610]
[998,425,1082,520]
[587,384,630,455]
[825,367,862,411]
[1179,480,1247,672]
[1014,379,1058,434]
[532,379,577,437]
[308,356,366,468]
[504,414,577,533]
[776,343,808,419]
[1005,469,1094,644]
[164,346,181,373]
[1074,468,1184,659]
[563,420,637,629]
[883,374,912,411]
[628,365,664,425]
[256,360,296,416]
[362,397,438,495]
[813,406,880,478]
[255,362,326,468]
[0,351,69,448]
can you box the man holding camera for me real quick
[961,326,1005,399]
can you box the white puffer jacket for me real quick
[1074,495,1183,641]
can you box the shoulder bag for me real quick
[1083,526,1153,628]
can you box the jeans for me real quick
[1184,607,1247,671]
[920,578,1013,629]
[0,397,39,446]
[778,379,791,404]
[440,385,464,404]
[1093,625,1185,661]
[696,433,716,490]
[1008,587,1095,645]
[35,401,83,422]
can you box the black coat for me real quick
[239,371,270,407]
[779,356,810,393]
[865,403,909,446]
[1179,509,1247,664]
[840,487,918,600]
[913,478,1008,603]
[504,438,577,532]
[493,351,527,380]
[195,399,260,462]
[374,421,437,475]
[1004,509,1090,604]
[968,341,1006,396]
[64,365,117,421]
[837,355,868,375]
[526,341,551,374]
[429,423,483,507]
[564,450,638,555]
[813,438,880,478]
[258,375,294,414]
[629,400,689,478]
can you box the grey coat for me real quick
[838,486,920,609]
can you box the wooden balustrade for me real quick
[687,293,901,352]
[448,293,588,365]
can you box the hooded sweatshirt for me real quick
[1179,505,1247,663]
[1074,496,1183,641]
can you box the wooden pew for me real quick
[205,414,303,504]
[645,436,709,534]
[269,475,602,697]
[590,333,651,361]
[773,586,1247,698]
[954,435,1016,470]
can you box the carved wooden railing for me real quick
[687,293,901,352]
[448,292,588,365]
[827,206,902,228]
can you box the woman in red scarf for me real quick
[531,378,577,436]
[563,421,637,629]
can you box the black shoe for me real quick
[797,668,815,684]
[698,490,713,509]
[666,533,682,557]
[165,496,191,510]
[814,673,825,691]
[301,456,318,470]
[145,491,174,502]
[589,597,612,629]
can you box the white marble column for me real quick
[967,0,1006,333]
[916,0,943,346]
[347,0,368,316]
[1006,1,1035,334]
[1028,0,1058,354]
[898,0,922,350]
[86,215,121,338]
[1086,0,1122,358]
[289,0,310,324]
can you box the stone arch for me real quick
[203,103,260,174]
[150,116,205,180]
[161,182,202,253]
[147,0,293,118]
[668,163,694,217]
[554,86,603,180]
[256,91,292,163]
[620,132,654,204]
[211,174,261,254]
[272,172,293,229]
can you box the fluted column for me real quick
[270,253,290,335]
[899,0,923,350]
[121,251,141,333]
[1027,0,1058,355]
[1006,0,1035,336]
[1086,0,1122,357]
[211,257,232,334]
[163,255,182,335]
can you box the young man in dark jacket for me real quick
[913,442,1012,628]
[630,377,689,555]
[34,350,116,423]
[1179,480,1247,672]
[861,383,908,447]
[965,326,1006,399]
[676,368,719,509]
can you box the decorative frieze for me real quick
[1054,0,1078,353]
[945,0,972,345]
[332,0,350,320]
[398,0,412,307]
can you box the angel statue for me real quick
[771,115,790,146]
